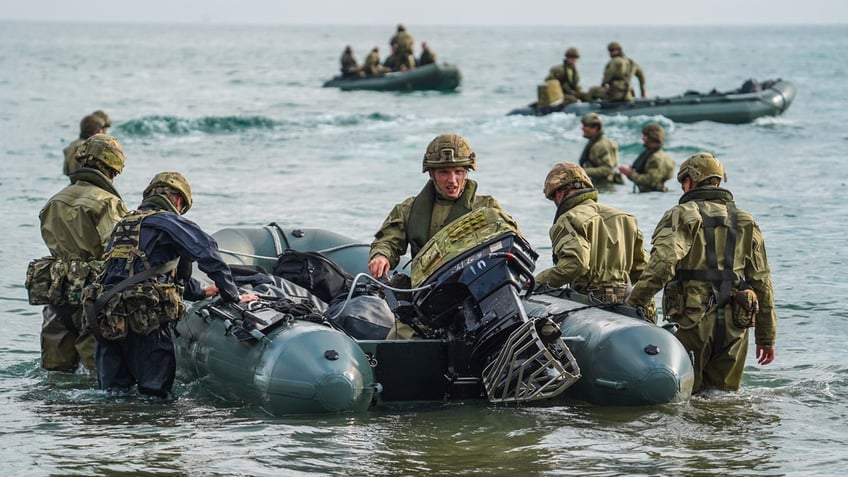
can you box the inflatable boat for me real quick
[507,78,796,124]
[174,210,693,415]
[322,63,461,91]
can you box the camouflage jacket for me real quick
[39,168,128,261]
[578,133,619,182]
[62,138,85,176]
[601,54,646,101]
[390,31,414,55]
[546,63,583,96]
[536,189,647,288]
[627,187,777,346]
[626,147,675,192]
[369,179,503,269]
[362,51,383,76]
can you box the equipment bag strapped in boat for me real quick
[272,249,353,303]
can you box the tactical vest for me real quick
[407,179,477,258]
[83,209,185,340]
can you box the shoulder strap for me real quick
[85,258,179,321]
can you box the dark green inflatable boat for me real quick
[174,211,693,416]
[322,63,461,91]
[508,78,796,124]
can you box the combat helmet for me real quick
[79,114,106,138]
[143,171,193,214]
[543,162,593,200]
[581,112,603,128]
[565,47,580,58]
[92,109,111,128]
[422,134,477,172]
[642,123,665,144]
[74,133,125,174]
[607,41,622,51]
[677,152,727,185]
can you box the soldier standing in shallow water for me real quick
[626,153,777,393]
[619,123,676,192]
[577,113,622,186]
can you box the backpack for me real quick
[271,249,353,303]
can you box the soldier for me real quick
[390,23,414,58]
[545,46,589,104]
[369,133,515,280]
[418,41,436,66]
[92,110,112,133]
[63,113,106,176]
[589,41,647,101]
[536,162,650,308]
[89,172,257,398]
[32,134,129,372]
[340,45,359,77]
[578,113,622,185]
[383,42,415,72]
[361,46,389,76]
[618,123,676,192]
[626,153,777,393]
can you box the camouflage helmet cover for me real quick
[79,114,106,138]
[607,41,622,51]
[677,152,727,184]
[91,109,111,128]
[422,134,477,172]
[543,162,593,199]
[74,133,125,174]
[642,123,665,144]
[143,171,193,214]
[565,47,580,58]
[581,112,603,128]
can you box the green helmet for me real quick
[565,47,580,58]
[92,109,111,128]
[543,162,593,199]
[677,152,727,185]
[79,114,106,138]
[422,134,477,172]
[143,171,193,214]
[607,41,622,51]
[642,123,665,144]
[581,112,603,128]
[74,133,125,174]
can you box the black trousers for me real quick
[95,324,176,398]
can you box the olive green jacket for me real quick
[626,147,675,192]
[390,31,414,56]
[579,133,619,182]
[536,190,648,288]
[602,54,646,101]
[62,138,85,176]
[362,51,383,76]
[369,180,503,269]
[546,63,583,97]
[39,168,128,261]
[627,187,777,346]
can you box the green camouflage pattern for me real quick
[25,257,104,306]
[677,152,726,184]
[422,134,477,172]
[143,171,193,213]
[74,133,126,174]
[411,207,522,287]
[85,281,186,340]
[25,256,60,305]
[543,162,594,199]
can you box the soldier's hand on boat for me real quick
[756,344,775,365]
[369,255,390,278]
[204,284,219,297]
[238,293,259,304]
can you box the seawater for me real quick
[1,22,846,476]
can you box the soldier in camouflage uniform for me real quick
[92,110,111,133]
[92,172,257,398]
[390,24,414,58]
[383,43,415,72]
[368,134,511,279]
[545,47,589,104]
[418,42,436,66]
[536,162,649,306]
[361,47,389,76]
[626,153,777,393]
[37,134,128,372]
[619,123,676,192]
[63,114,106,176]
[340,45,359,77]
[578,113,622,185]
[589,41,647,101]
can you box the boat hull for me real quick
[322,63,461,91]
[508,79,796,124]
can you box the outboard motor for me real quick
[410,208,580,404]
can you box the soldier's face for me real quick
[582,124,599,139]
[430,167,468,200]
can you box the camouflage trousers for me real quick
[41,304,96,372]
